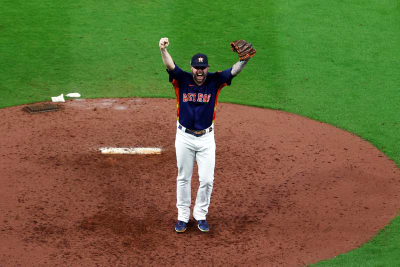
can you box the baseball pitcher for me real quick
[159,37,255,233]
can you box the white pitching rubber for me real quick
[99,147,162,155]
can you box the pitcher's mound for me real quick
[0,98,399,266]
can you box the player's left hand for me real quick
[230,40,256,61]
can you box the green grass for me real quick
[1,0,399,265]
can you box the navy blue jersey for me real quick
[167,65,234,130]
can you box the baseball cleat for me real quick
[197,220,209,232]
[175,220,188,233]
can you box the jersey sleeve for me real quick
[217,67,234,86]
[167,64,185,83]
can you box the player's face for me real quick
[191,66,209,85]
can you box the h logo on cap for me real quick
[191,53,208,67]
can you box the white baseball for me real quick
[159,37,169,49]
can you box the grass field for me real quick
[1,0,399,265]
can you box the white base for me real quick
[99,147,162,155]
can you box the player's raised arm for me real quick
[231,59,249,76]
[159,37,175,71]
[230,40,256,76]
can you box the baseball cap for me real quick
[191,53,209,68]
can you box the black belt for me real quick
[178,124,213,137]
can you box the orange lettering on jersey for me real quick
[197,93,203,102]
[188,93,196,102]
[183,93,188,102]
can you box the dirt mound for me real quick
[0,98,399,266]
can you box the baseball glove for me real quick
[230,40,256,61]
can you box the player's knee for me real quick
[200,175,214,186]
[177,173,191,183]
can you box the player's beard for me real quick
[193,71,206,85]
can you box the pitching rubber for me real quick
[99,147,162,155]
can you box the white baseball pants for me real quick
[175,124,216,223]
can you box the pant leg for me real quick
[193,133,216,221]
[175,131,195,223]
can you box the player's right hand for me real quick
[159,37,169,49]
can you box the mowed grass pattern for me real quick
[1,0,399,265]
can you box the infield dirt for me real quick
[1,98,399,266]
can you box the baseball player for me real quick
[159,37,256,233]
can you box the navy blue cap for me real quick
[191,53,209,67]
